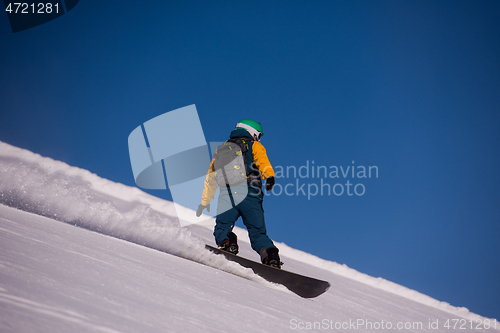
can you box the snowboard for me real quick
[206,245,330,298]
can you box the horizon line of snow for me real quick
[0,140,497,327]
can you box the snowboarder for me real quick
[196,119,281,268]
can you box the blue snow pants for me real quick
[214,184,275,254]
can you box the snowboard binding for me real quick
[261,247,283,269]
[220,232,239,255]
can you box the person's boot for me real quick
[220,231,238,255]
[261,247,282,269]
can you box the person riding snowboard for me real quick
[196,119,281,268]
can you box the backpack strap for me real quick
[227,138,249,153]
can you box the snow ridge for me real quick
[274,241,495,324]
[0,140,497,327]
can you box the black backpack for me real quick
[213,138,250,187]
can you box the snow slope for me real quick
[0,140,498,332]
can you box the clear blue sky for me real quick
[1,0,499,319]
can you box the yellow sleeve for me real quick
[252,141,275,180]
[201,158,218,205]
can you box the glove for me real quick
[196,203,210,217]
[265,176,275,191]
